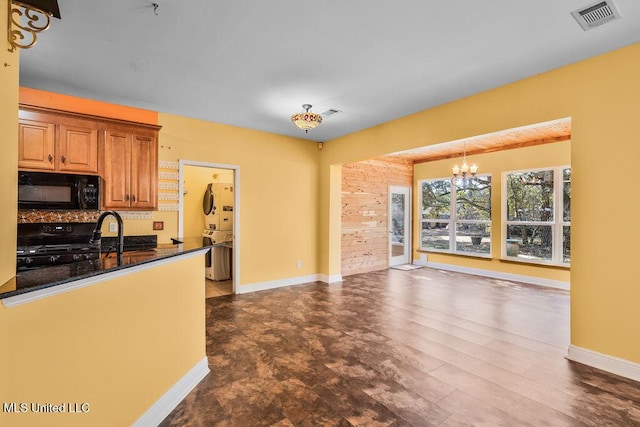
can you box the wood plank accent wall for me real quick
[342,159,413,276]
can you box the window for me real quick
[503,167,570,266]
[420,176,492,256]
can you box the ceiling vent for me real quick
[321,108,341,117]
[571,0,621,31]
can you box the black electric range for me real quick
[17,223,100,271]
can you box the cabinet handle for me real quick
[125,195,129,202]
[132,195,136,202]
[48,154,53,163]
[61,155,66,164]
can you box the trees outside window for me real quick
[504,167,570,265]
[420,176,491,256]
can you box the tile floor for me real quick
[205,279,233,298]
[161,267,640,426]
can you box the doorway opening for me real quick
[178,160,240,296]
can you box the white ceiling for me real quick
[18,0,640,143]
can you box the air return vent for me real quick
[571,0,621,31]
[321,108,341,117]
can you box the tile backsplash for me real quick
[18,210,101,224]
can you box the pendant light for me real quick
[291,104,322,133]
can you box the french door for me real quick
[389,186,411,266]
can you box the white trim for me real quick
[236,274,323,294]
[567,345,640,383]
[419,260,569,290]
[132,357,209,427]
[3,249,210,308]
[179,160,240,294]
[319,274,343,284]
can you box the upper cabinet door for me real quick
[130,132,157,209]
[103,128,132,209]
[18,110,100,174]
[58,122,99,173]
[18,119,56,171]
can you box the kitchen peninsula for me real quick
[0,238,212,426]
[1,238,211,305]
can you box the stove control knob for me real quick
[24,257,33,265]
[50,255,60,263]
[84,254,93,260]
[73,254,82,261]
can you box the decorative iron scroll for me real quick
[8,1,51,52]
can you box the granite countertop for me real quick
[1,238,211,300]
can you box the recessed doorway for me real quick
[178,160,240,296]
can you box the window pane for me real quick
[506,225,553,261]
[421,180,451,220]
[421,222,450,250]
[455,223,490,254]
[455,176,491,220]
[563,168,571,221]
[506,170,554,222]
[563,226,571,263]
[391,193,405,244]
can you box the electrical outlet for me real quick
[108,222,117,232]
[296,260,302,269]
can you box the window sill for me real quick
[499,256,571,269]
[417,248,492,260]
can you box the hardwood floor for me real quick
[160,267,640,426]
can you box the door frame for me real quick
[389,185,412,266]
[178,160,240,294]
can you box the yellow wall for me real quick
[157,113,320,285]
[321,43,640,364]
[1,0,18,285]
[413,140,571,283]
[0,254,206,426]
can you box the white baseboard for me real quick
[421,261,569,290]
[132,357,209,427]
[236,274,322,294]
[567,345,640,382]
[319,274,343,284]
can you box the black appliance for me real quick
[17,223,100,271]
[18,171,100,210]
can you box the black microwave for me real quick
[18,171,100,210]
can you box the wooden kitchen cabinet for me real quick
[18,108,99,174]
[102,125,158,210]
[18,118,56,170]
[58,122,99,173]
[18,105,161,211]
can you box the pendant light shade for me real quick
[291,104,322,133]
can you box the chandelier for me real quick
[452,144,478,179]
[291,104,322,133]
